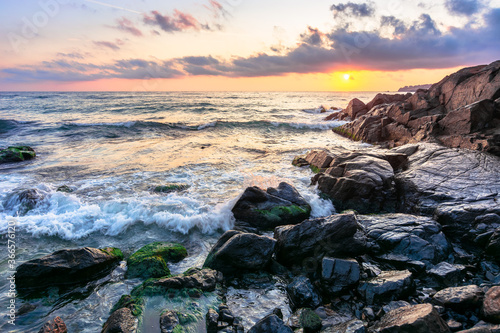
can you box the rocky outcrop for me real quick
[16,247,123,291]
[371,303,450,332]
[232,182,311,230]
[0,146,36,163]
[203,231,276,276]
[327,61,500,155]
[101,307,138,333]
[274,213,361,267]
[38,317,67,333]
[432,285,484,311]
[126,242,187,279]
[134,268,222,294]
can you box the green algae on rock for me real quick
[0,146,36,163]
[126,242,187,279]
[153,184,190,194]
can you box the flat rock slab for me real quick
[371,303,450,332]
[432,285,484,311]
[139,268,222,293]
[357,214,451,267]
[358,270,414,305]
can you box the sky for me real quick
[0,0,499,91]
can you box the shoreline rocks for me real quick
[126,242,187,279]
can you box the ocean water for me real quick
[0,91,381,332]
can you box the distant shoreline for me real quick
[398,83,432,92]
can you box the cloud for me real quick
[143,10,204,33]
[113,17,143,36]
[445,0,485,15]
[300,27,325,46]
[330,2,375,17]
[380,16,407,35]
[56,52,85,59]
[93,40,121,51]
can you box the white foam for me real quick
[197,121,217,130]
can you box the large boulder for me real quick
[357,214,451,268]
[321,258,360,294]
[371,303,450,332]
[432,285,484,312]
[0,146,36,163]
[16,247,123,291]
[483,286,500,324]
[101,307,138,333]
[232,182,311,230]
[248,314,293,333]
[203,231,276,276]
[274,213,361,267]
[357,270,414,305]
[345,98,369,120]
[126,242,187,279]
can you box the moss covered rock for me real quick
[154,184,190,194]
[0,146,36,163]
[126,242,187,279]
[299,308,322,333]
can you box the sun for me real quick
[343,74,351,80]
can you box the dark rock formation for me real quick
[16,247,123,291]
[321,257,360,294]
[203,230,276,276]
[486,228,500,261]
[371,303,450,332]
[287,276,322,309]
[38,316,67,333]
[126,242,187,279]
[427,262,466,287]
[324,319,366,332]
[0,146,36,163]
[432,285,484,312]
[357,270,414,305]
[398,84,433,92]
[274,213,360,267]
[153,184,190,194]
[328,61,500,155]
[101,307,138,333]
[248,314,293,333]
[483,286,500,324]
[232,182,311,230]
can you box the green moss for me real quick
[310,165,321,174]
[111,294,145,317]
[0,146,36,163]
[126,242,187,279]
[154,184,190,193]
[100,247,124,260]
[172,326,185,333]
[299,308,322,332]
[332,126,360,141]
[254,204,311,227]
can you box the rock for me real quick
[274,213,360,267]
[357,214,451,268]
[132,268,222,296]
[16,247,123,291]
[446,319,462,332]
[322,319,366,333]
[0,146,36,163]
[160,311,180,333]
[153,184,190,193]
[38,316,67,333]
[126,242,187,279]
[382,301,411,315]
[232,182,311,230]
[56,185,73,193]
[457,325,500,332]
[304,150,334,171]
[432,285,484,311]
[428,262,466,286]
[16,188,45,214]
[483,286,500,324]
[345,98,369,120]
[287,276,322,309]
[486,228,500,261]
[206,308,219,333]
[321,258,360,294]
[357,270,414,305]
[366,93,412,111]
[299,308,323,333]
[372,303,450,332]
[438,100,496,136]
[101,308,138,333]
[248,314,293,333]
[203,231,276,276]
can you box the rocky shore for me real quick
[12,61,500,333]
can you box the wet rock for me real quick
[56,185,73,193]
[382,301,411,315]
[432,285,484,311]
[287,276,322,309]
[232,182,311,230]
[321,258,360,294]
[299,308,323,333]
[204,231,276,276]
[38,316,67,333]
[102,307,138,333]
[0,145,36,163]
[274,213,360,267]
[133,268,222,296]
[357,214,451,267]
[153,184,190,193]
[371,303,450,332]
[160,311,180,333]
[357,270,414,305]
[16,247,123,291]
[206,308,219,333]
[248,314,293,333]
[428,262,466,287]
[483,286,500,324]
[486,228,500,261]
[322,319,366,333]
[126,242,187,279]
[13,188,45,215]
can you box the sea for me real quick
[0,91,382,332]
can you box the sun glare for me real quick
[344,74,351,80]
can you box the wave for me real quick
[0,119,19,134]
